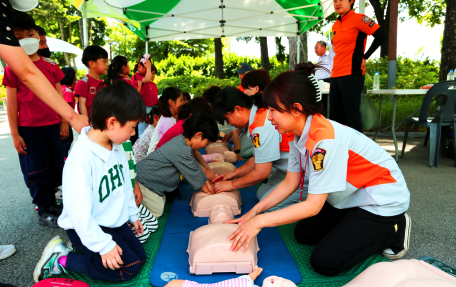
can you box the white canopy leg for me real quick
[359,0,365,14]
[297,36,300,64]
[146,39,148,54]
[82,0,88,48]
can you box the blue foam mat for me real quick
[150,161,302,287]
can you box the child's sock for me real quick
[58,256,67,268]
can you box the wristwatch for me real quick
[234,149,240,154]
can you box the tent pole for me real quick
[82,0,88,48]
[359,0,365,14]
[145,40,148,54]
[297,36,300,64]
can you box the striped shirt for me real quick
[136,135,207,196]
[183,276,256,287]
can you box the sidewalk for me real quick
[0,107,455,286]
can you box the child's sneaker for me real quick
[382,213,411,260]
[33,236,69,282]
[38,211,60,228]
[0,245,16,260]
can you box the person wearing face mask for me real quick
[35,25,51,58]
[2,11,69,227]
[0,0,88,133]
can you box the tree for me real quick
[288,33,308,70]
[235,37,270,70]
[214,38,224,79]
[368,0,445,57]
[439,0,456,82]
[275,37,287,67]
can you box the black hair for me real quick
[182,92,191,102]
[351,0,356,10]
[136,57,157,73]
[202,86,222,106]
[105,55,129,85]
[178,97,211,120]
[35,25,46,36]
[263,63,323,116]
[90,80,146,131]
[11,11,36,32]
[147,105,161,123]
[158,87,182,117]
[183,113,219,143]
[295,62,331,76]
[212,87,264,124]
[81,45,108,68]
[60,67,76,86]
[316,40,326,48]
[241,69,271,91]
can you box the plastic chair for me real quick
[401,81,456,167]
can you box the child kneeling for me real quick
[135,113,218,218]
[34,81,147,283]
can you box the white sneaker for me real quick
[382,213,412,260]
[33,236,69,282]
[0,245,16,260]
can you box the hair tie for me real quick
[308,74,322,102]
[140,53,150,64]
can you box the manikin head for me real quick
[209,204,234,224]
[263,276,297,287]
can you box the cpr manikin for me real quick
[201,151,237,164]
[208,204,235,224]
[345,259,456,287]
[190,189,241,217]
[187,223,259,275]
[164,268,297,287]
[206,142,231,154]
[207,162,236,175]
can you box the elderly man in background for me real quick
[314,40,333,82]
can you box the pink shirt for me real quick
[61,85,75,109]
[131,73,158,107]
[2,56,64,127]
[74,74,104,116]
[155,119,185,150]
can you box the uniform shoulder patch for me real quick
[369,21,375,27]
[252,133,260,148]
[362,15,372,24]
[42,57,56,65]
[81,75,89,83]
[65,87,72,93]
[312,147,327,171]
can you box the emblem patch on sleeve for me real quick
[252,133,260,148]
[362,16,372,24]
[312,148,327,171]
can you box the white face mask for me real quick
[19,38,39,55]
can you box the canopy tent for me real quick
[47,37,83,56]
[71,0,335,62]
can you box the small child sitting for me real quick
[33,81,147,283]
[135,113,218,218]
[133,105,161,162]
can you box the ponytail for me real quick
[147,105,161,123]
[159,87,182,117]
[212,87,265,124]
[105,55,129,86]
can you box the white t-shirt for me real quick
[288,114,410,216]
[58,127,139,255]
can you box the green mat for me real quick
[59,202,388,287]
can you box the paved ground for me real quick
[0,107,455,286]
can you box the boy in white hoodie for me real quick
[33,81,147,283]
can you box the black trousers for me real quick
[18,124,64,214]
[294,202,402,276]
[329,74,365,132]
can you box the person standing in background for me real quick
[329,0,386,132]
[314,41,332,81]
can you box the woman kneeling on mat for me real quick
[225,64,411,276]
[211,88,298,212]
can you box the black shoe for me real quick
[382,213,411,260]
[47,205,63,216]
[165,187,180,202]
[38,211,60,228]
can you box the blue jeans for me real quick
[138,106,153,138]
[18,124,64,214]
[66,223,146,282]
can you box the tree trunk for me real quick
[259,37,270,70]
[214,38,224,79]
[288,33,308,70]
[439,0,456,82]
[59,19,71,67]
[77,10,84,48]
[88,20,92,46]
[69,23,76,72]
[369,0,390,58]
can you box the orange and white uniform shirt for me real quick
[248,105,294,173]
[288,114,410,216]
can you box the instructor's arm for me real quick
[0,45,88,132]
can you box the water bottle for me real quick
[373,71,380,90]
[447,69,454,81]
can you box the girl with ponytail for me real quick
[211,87,298,212]
[105,56,140,91]
[224,64,411,277]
